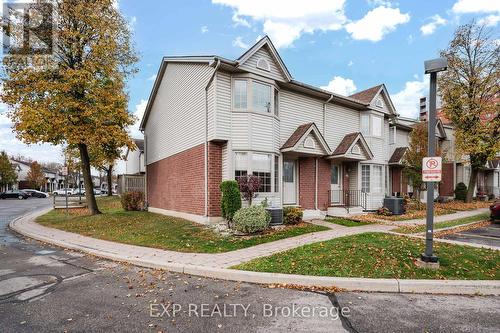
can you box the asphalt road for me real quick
[0,198,499,332]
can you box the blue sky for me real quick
[1,0,499,162]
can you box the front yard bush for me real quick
[232,205,271,234]
[454,182,467,201]
[220,180,242,221]
[283,206,303,225]
[120,191,145,211]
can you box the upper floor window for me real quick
[361,115,370,136]
[234,80,247,110]
[252,81,271,113]
[372,116,382,137]
[256,58,270,71]
[375,97,384,108]
[389,126,396,144]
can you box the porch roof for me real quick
[389,147,408,165]
[329,132,373,161]
[281,123,332,156]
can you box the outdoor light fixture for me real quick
[420,57,448,266]
[424,58,447,74]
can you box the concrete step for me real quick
[327,206,364,217]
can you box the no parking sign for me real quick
[422,157,442,182]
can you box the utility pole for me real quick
[420,58,447,266]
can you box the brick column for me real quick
[317,158,331,210]
[207,142,222,217]
[299,157,316,209]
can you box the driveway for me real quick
[1,198,499,332]
[442,223,500,247]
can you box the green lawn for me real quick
[325,217,372,227]
[37,197,328,253]
[233,232,500,280]
[391,213,490,234]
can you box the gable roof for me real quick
[330,132,374,160]
[389,147,408,164]
[281,123,332,155]
[236,36,292,82]
[349,85,383,104]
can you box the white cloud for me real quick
[232,13,251,27]
[147,74,157,81]
[129,99,147,139]
[320,76,357,96]
[452,0,500,14]
[347,60,354,66]
[212,0,347,48]
[367,0,393,6]
[232,36,249,49]
[392,76,429,118]
[478,15,500,26]
[420,15,447,35]
[345,6,410,42]
[201,25,209,34]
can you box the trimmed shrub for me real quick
[120,191,145,211]
[232,205,271,234]
[454,182,467,201]
[283,206,303,225]
[220,180,242,221]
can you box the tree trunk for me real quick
[107,164,113,197]
[78,143,101,215]
[466,167,479,203]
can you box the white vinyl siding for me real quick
[214,71,232,140]
[238,46,287,82]
[145,63,213,164]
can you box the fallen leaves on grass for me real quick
[266,283,344,293]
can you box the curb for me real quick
[9,208,500,296]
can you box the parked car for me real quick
[0,190,29,200]
[22,189,49,198]
[490,201,500,222]
[76,187,101,195]
[53,188,74,196]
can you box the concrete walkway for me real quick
[388,208,490,226]
[10,208,391,269]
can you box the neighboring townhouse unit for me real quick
[8,158,64,192]
[124,138,145,175]
[140,36,410,224]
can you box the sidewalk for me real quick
[389,208,490,226]
[9,208,500,295]
[10,208,391,268]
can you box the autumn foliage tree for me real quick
[403,122,444,207]
[27,161,46,190]
[0,151,17,191]
[1,0,137,214]
[439,21,500,202]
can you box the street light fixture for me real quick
[421,57,447,265]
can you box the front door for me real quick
[330,163,341,204]
[283,160,296,204]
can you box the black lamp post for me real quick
[421,58,447,263]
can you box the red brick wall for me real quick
[440,162,455,196]
[299,157,316,209]
[317,158,331,210]
[207,142,222,217]
[147,143,205,215]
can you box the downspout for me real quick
[141,130,147,208]
[319,94,333,211]
[315,157,318,210]
[204,58,221,219]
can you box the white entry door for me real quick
[283,160,296,204]
[330,164,341,204]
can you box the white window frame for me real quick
[232,77,278,117]
[256,57,271,71]
[372,116,383,137]
[372,165,383,193]
[233,79,248,111]
[233,151,279,194]
[361,114,370,136]
[361,165,370,193]
[252,81,272,113]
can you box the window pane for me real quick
[389,127,395,144]
[362,165,370,192]
[373,165,382,192]
[234,80,247,109]
[235,170,247,181]
[361,115,370,135]
[274,155,279,192]
[331,165,339,184]
[283,161,294,182]
[252,81,271,113]
[252,153,271,172]
[372,117,382,137]
[234,152,247,170]
[253,172,271,192]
